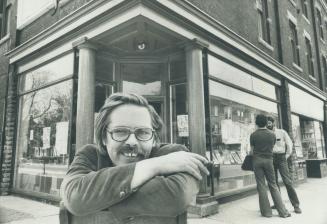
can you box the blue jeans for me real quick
[253,156,289,217]
[273,153,300,208]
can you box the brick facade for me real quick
[0,66,17,195]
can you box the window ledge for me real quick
[302,15,310,24]
[0,35,10,45]
[309,75,317,82]
[292,63,303,72]
[258,38,274,51]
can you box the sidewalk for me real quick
[0,177,327,224]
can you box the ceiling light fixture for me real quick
[137,42,146,50]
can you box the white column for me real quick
[75,41,97,151]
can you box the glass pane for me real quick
[122,63,163,96]
[291,114,304,158]
[209,81,278,114]
[208,55,252,90]
[300,119,317,159]
[96,57,113,82]
[314,121,325,159]
[19,53,74,93]
[15,80,72,196]
[169,60,186,81]
[94,83,114,112]
[208,80,279,197]
[208,55,276,100]
[252,76,276,100]
[170,83,189,147]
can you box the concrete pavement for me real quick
[0,177,326,224]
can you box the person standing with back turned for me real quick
[266,115,302,214]
[250,114,291,218]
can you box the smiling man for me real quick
[60,93,209,224]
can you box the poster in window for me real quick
[177,115,189,137]
[54,121,68,155]
[42,127,51,149]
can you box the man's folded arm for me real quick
[109,172,199,218]
[60,152,136,216]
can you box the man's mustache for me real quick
[120,144,146,156]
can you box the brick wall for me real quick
[18,0,92,44]
[0,67,17,195]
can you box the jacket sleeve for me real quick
[60,145,136,216]
[109,144,199,218]
[109,172,199,218]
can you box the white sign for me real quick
[177,115,189,137]
[29,130,34,140]
[55,122,69,155]
[289,85,324,121]
[42,127,51,149]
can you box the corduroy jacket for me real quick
[60,144,198,224]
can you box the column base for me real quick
[187,195,219,217]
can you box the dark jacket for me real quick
[60,144,199,224]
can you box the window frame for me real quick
[0,0,10,39]
[316,8,324,40]
[304,36,314,78]
[257,0,271,44]
[289,20,301,67]
[301,0,309,18]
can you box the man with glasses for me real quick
[60,92,209,223]
[266,116,302,214]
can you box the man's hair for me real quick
[267,115,275,123]
[94,92,163,154]
[255,114,267,128]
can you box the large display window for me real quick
[207,54,280,194]
[291,114,326,159]
[15,54,74,197]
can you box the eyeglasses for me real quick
[107,127,154,142]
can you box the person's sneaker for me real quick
[294,207,302,214]
[271,205,276,209]
[280,212,291,218]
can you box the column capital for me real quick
[72,37,98,51]
[183,38,209,51]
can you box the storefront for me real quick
[205,53,281,196]
[289,85,327,178]
[4,1,326,215]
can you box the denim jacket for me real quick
[60,144,199,224]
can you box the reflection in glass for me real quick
[299,118,326,159]
[15,80,72,196]
[170,83,189,147]
[121,63,163,95]
[169,60,186,81]
[291,114,303,158]
[207,55,276,100]
[208,80,278,194]
[19,53,74,93]
[209,81,278,114]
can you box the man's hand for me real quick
[131,151,209,189]
[153,151,210,180]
